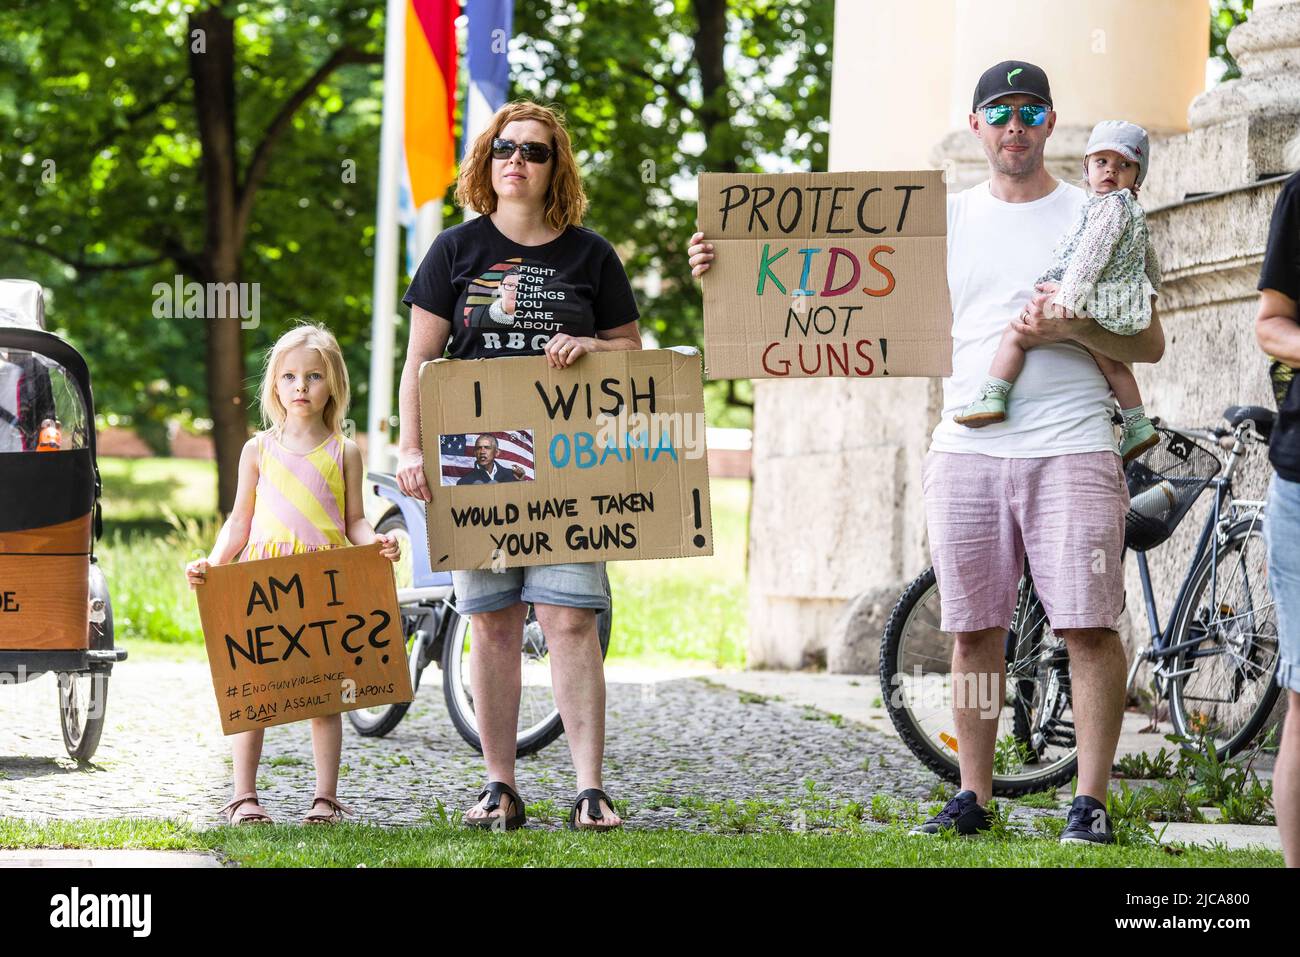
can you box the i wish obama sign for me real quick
[419,348,713,570]
[195,544,412,734]
[698,170,953,379]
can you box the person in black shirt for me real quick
[395,101,641,832]
[455,434,524,485]
[1256,161,1300,867]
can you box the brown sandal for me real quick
[303,795,352,825]
[219,791,273,825]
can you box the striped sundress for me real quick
[239,429,349,561]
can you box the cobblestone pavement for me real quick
[0,661,1064,832]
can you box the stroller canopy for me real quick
[0,279,45,331]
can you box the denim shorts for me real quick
[1265,474,1300,694]
[451,562,610,615]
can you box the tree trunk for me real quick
[189,8,247,515]
[692,0,738,174]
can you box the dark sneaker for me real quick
[1059,795,1115,844]
[910,790,992,836]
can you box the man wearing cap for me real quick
[911,61,1164,843]
[686,60,1163,845]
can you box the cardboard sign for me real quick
[195,544,412,734]
[0,514,91,651]
[419,349,713,570]
[698,170,953,380]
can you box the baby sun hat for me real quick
[1084,120,1151,187]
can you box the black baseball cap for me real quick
[972,60,1053,112]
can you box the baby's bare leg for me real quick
[1090,350,1143,410]
[988,322,1034,383]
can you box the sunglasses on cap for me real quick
[491,137,554,163]
[981,103,1049,127]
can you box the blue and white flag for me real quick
[463,0,512,158]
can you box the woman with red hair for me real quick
[396,100,641,831]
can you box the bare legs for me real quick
[1090,350,1143,410]
[1058,628,1127,801]
[983,322,1147,415]
[461,602,619,826]
[229,712,343,820]
[987,324,1033,382]
[461,603,528,822]
[1275,690,1300,867]
[952,628,1006,805]
[951,626,1125,805]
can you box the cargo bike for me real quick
[0,279,124,762]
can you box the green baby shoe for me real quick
[955,383,1009,428]
[1120,416,1160,463]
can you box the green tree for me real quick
[0,0,385,511]
[508,0,834,415]
[1,0,832,506]
[1212,0,1253,82]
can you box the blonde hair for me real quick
[455,100,588,229]
[257,322,350,434]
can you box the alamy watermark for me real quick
[152,274,260,329]
[591,409,708,462]
[888,666,1003,719]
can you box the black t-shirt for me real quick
[402,214,639,359]
[1258,171,1300,482]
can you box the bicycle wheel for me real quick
[1167,517,1281,758]
[880,566,1079,796]
[346,509,417,737]
[443,579,613,757]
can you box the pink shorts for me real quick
[922,450,1129,633]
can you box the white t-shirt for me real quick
[929,179,1119,458]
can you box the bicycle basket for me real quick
[1123,427,1221,552]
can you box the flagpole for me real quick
[367,0,407,474]
[415,201,442,264]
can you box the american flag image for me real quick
[439,430,536,485]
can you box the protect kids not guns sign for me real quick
[195,544,412,734]
[698,170,953,380]
[418,349,713,570]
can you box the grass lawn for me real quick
[96,456,750,667]
[605,477,749,667]
[0,817,1280,867]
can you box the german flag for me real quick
[404,0,459,207]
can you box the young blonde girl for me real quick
[186,322,400,824]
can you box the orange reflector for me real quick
[939,732,959,753]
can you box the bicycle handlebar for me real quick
[1148,416,1265,449]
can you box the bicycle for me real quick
[879,405,1281,796]
[344,471,612,756]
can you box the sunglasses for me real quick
[491,137,554,163]
[981,103,1049,127]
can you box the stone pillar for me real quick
[747,0,1207,672]
[1144,0,1300,206]
[935,0,1205,189]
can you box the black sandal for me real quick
[463,781,526,831]
[567,787,623,831]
